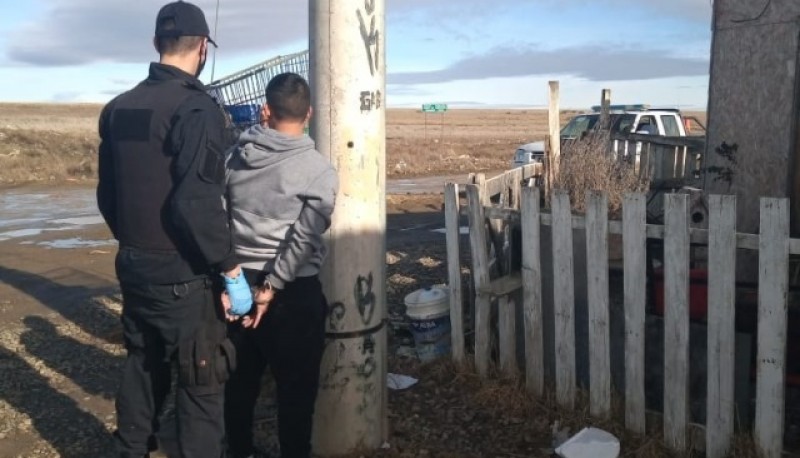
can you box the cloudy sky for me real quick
[0,0,713,108]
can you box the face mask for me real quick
[195,46,207,78]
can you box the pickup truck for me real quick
[511,105,705,168]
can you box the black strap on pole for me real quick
[325,319,387,339]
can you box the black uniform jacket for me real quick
[97,63,237,284]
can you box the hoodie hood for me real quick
[236,124,315,168]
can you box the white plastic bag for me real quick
[555,427,620,458]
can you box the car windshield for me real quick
[560,115,596,138]
[612,114,636,134]
[560,114,637,138]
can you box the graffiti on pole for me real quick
[359,90,382,112]
[357,1,382,112]
[356,0,379,77]
[355,272,376,325]
[328,301,346,331]
[357,334,377,379]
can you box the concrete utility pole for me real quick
[309,0,387,455]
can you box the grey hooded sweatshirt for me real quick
[225,125,338,289]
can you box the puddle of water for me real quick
[1,189,96,219]
[0,217,48,229]
[0,226,78,242]
[0,187,104,243]
[50,216,106,226]
[399,223,432,232]
[0,228,46,240]
[37,238,117,249]
[430,226,469,235]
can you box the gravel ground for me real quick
[0,294,122,457]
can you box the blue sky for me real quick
[0,0,712,109]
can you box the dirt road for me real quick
[0,184,458,457]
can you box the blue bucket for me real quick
[404,286,451,363]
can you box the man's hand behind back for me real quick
[242,287,274,329]
[221,284,273,327]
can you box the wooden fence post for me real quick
[499,296,517,376]
[546,81,561,203]
[623,193,647,434]
[466,184,491,377]
[444,183,465,364]
[586,191,611,418]
[549,81,561,182]
[510,167,523,210]
[522,187,544,395]
[475,173,488,205]
[599,88,611,130]
[706,195,737,458]
[664,193,690,451]
[755,198,790,458]
[552,190,575,408]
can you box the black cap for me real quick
[155,1,217,47]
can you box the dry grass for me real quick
[384,358,754,457]
[388,137,518,176]
[553,131,650,217]
[0,128,97,184]
[0,104,101,184]
[0,103,706,185]
[440,360,762,457]
[386,109,578,177]
[0,104,583,184]
[0,103,101,134]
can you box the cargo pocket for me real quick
[177,336,216,387]
[178,339,195,386]
[193,339,214,386]
[215,338,237,383]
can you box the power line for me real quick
[210,0,221,82]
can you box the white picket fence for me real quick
[444,175,797,457]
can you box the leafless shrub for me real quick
[553,131,649,217]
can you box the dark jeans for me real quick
[225,272,327,458]
[115,277,228,458]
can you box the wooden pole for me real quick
[706,195,737,458]
[467,184,492,377]
[521,187,544,395]
[548,81,561,189]
[600,89,611,130]
[310,0,387,454]
[444,183,465,363]
[586,191,610,418]
[663,194,690,451]
[623,193,647,434]
[755,198,789,458]
[552,190,576,408]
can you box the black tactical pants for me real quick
[114,277,233,458]
[224,272,327,458]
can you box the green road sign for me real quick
[422,103,448,113]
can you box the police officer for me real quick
[97,2,252,456]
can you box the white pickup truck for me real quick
[512,105,705,168]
